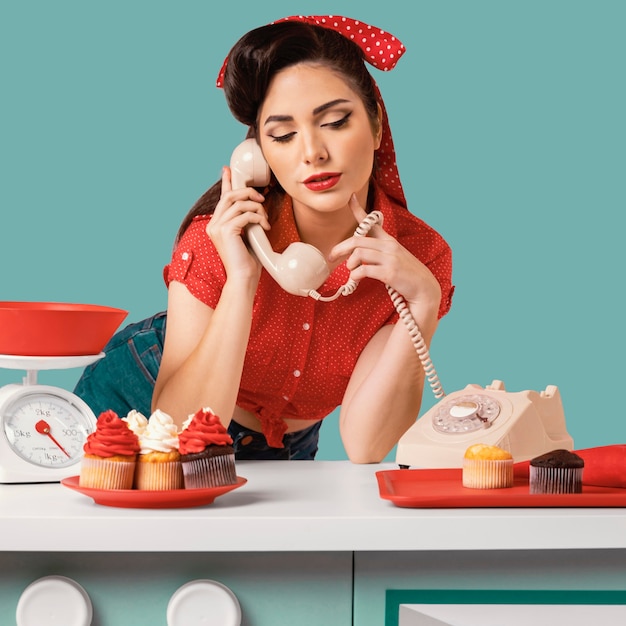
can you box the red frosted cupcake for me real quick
[179,407,237,489]
[79,410,140,489]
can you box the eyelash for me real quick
[269,112,352,143]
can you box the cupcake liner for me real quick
[462,459,514,489]
[530,466,583,494]
[79,457,135,490]
[182,453,237,489]
[134,460,184,491]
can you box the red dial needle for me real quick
[35,420,71,458]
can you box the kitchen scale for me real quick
[395,380,574,468]
[0,353,102,483]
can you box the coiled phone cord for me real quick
[309,211,445,399]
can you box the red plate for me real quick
[376,468,626,508]
[61,476,247,509]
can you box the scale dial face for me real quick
[2,389,94,468]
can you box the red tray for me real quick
[376,468,626,508]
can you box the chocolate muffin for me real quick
[529,449,584,494]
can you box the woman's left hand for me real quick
[329,195,441,315]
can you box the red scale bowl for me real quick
[0,301,128,357]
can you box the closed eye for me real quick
[322,112,352,129]
[269,112,352,143]
[269,131,296,144]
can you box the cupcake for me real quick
[134,409,184,490]
[80,410,140,489]
[529,449,584,494]
[178,407,237,489]
[462,443,514,489]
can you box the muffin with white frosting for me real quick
[134,409,184,490]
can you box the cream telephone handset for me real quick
[230,139,330,297]
[229,139,573,468]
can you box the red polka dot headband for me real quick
[216,15,408,209]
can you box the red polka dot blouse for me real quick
[164,183,454,447]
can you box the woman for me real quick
[76,15,454,462]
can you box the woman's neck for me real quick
[292,206,356,262]
[292,186,372,259]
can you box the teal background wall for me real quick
[1,1,624,461]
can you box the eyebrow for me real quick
[263,98,351,126]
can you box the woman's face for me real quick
[257,63,381,216]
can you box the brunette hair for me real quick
[175,21,380,242]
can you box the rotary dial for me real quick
[432,394,501,434]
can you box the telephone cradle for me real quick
[395,380,574,469]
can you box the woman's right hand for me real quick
[206,166,270,282]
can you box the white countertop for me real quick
[1,461,625,553]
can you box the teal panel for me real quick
[354,549,626,626]
[0,551,353,626]
[385,589,626,626]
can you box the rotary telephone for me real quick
[230,139,573,468]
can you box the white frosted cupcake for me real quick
[134,409,184,490]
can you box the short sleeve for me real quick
[162,215,226,309]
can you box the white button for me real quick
[167,579,241,626]
[181,252,190,261]
[16,576,93,626]
[302,323,310,331]
[293,370,301,378]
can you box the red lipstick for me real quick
[303,172,341,191]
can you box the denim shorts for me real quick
[73,312,321,460]
[74,311,167,419]
[228,419,321,460]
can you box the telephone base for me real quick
[395,380,574,469]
